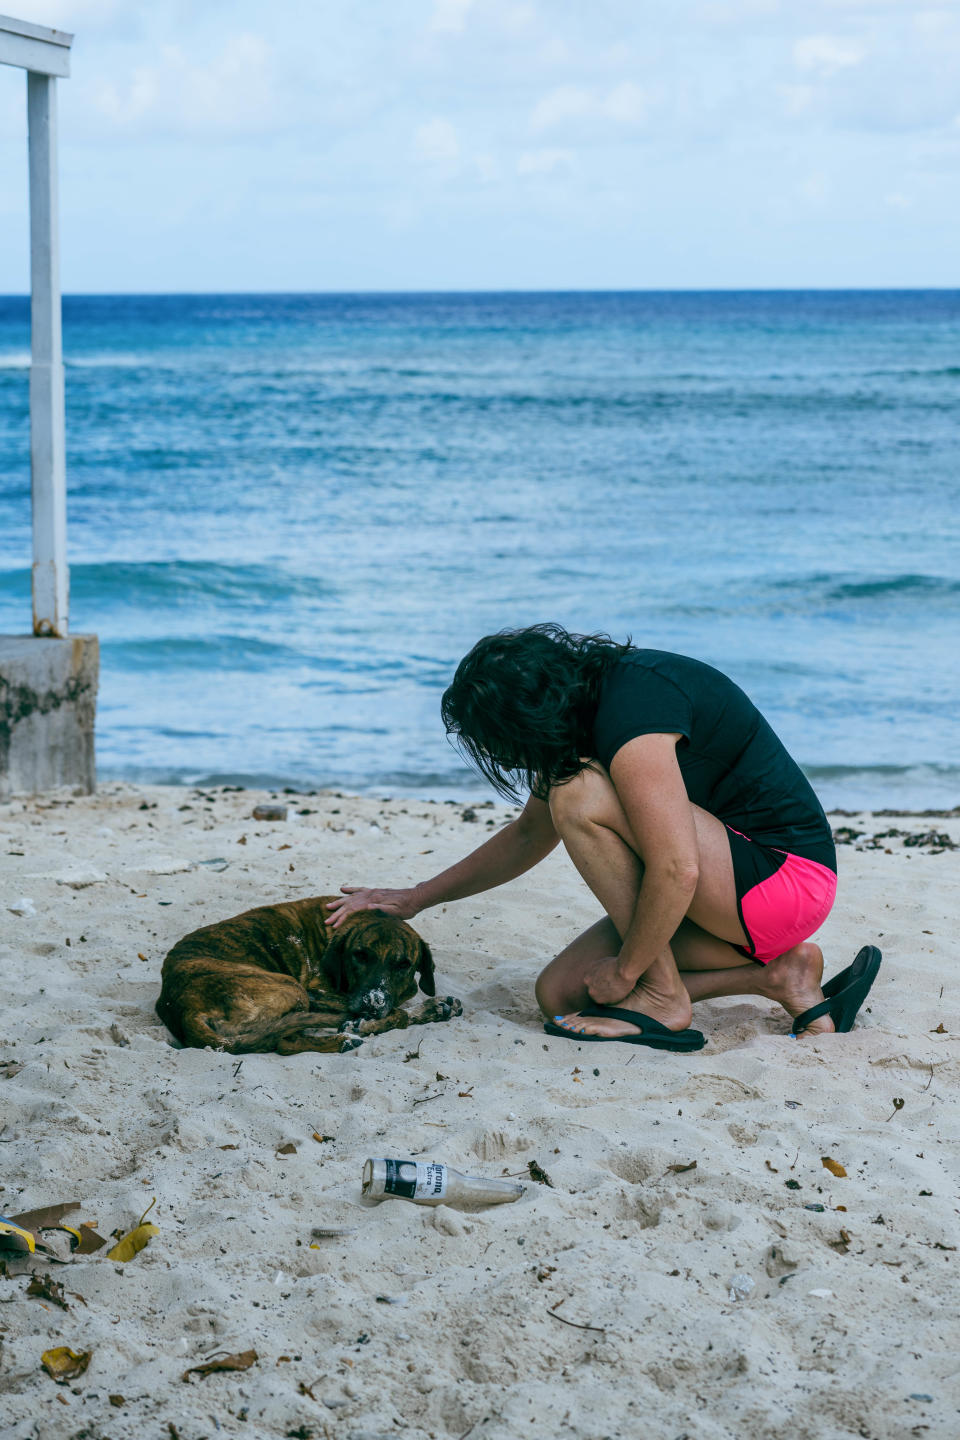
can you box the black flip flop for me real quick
[544,1003,706,1051]
[791,945,882,1036]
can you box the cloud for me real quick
[93,32,275,135]
[414,116,460,165]
[516,147,573,176]
[794,34,866,74]
[530,81,650,133]
[428,0,474,33]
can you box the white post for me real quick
[27,67,68,637]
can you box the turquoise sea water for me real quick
[1,291,958,808]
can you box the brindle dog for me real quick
[155,896,460,1054]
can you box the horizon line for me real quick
[2,285,960,300]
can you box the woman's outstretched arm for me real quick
[323,795,560,927]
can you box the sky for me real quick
[0,0,958,291]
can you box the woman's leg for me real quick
[537,765,831,1036]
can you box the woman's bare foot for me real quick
[760,941,835,1035]
[555,974,693,1039]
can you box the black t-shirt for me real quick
[592,649,836,872]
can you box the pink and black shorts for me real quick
[726,826,837,965]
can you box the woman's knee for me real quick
[548,763,616,831]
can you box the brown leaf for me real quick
[27,1274,69,1310]
[931,1023,947,1034]
[276,1142,297,1155]
[1,1061,24,1080]
[821,1157,847,1178]
[109,1395,125,1407]
[218,1144,239,1151]
[536,1265,557,1282]
[137,953,148,961]
[182,1348,258,1383]
[765,1160,779,1173]
[527,1160,554,1188]
[42,1346,92,1383]
[8,1201,80,1236]
[666,1160,697,1175]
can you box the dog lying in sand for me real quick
[155,897,461,1055]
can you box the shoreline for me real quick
[1,781,958,1439]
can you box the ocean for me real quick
[1,291,958,810]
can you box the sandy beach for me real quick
[1,781,958,1440]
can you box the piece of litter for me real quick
[908,1394,934,1403]
[375,1294,408,1305]
[808,1288,834,1298]
[310,1226,357,1238]
[8,897,36,917]
[728,1273,754,1302]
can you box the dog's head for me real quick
[322,908,435,1020]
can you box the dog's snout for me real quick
[355,986,391,1019]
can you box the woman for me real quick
[325,625,880,1050]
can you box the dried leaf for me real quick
[666,1160,697,1175]
[42,1346,92,1383]
[218,1143,238,1151]
[0,1061,24,1080]
[536,1265,557,1282]
[61,1224,107,1255]
[821,1157,847,1178]
[106,1198,158,1262]
[765,1160,778,1173]
[27,1274,69,1310]
[109,1395,125,1407]
[182,1348,258,1383]
[276,1142,297,1155]
[931,1023,947,1034]
[8,1201,80,1236]
[527,1160,554,1188]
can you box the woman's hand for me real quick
[583,955,637,1007]
[324,885,421,929]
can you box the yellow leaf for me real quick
[106,1197,158,1262]
[821,1156,847,1178]
[42,1346,92,1382]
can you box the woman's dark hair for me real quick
[441,623,632,802]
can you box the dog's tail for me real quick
[171,1008,344,1055]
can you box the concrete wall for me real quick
[0,634,98,798]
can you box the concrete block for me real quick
[0,634,98,798]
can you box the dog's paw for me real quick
[424,995,463,1023]
[337,1018,363,1035]
[338,1034,363,1053]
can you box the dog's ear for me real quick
[322,928,348,993]
[417,939,436,996]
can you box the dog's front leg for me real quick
[407,996,463,1025]
[338,1008,412,1038]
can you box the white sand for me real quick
[1,782,958,1440]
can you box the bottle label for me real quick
[382,1159,447,1200]
[415,1162,447,1200]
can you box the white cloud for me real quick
[428,0,474,34]
[93,32,275,135]
[415,116,460,165]
[516,147,573,176]
[794,34,866,74]
[531,81,650,133]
